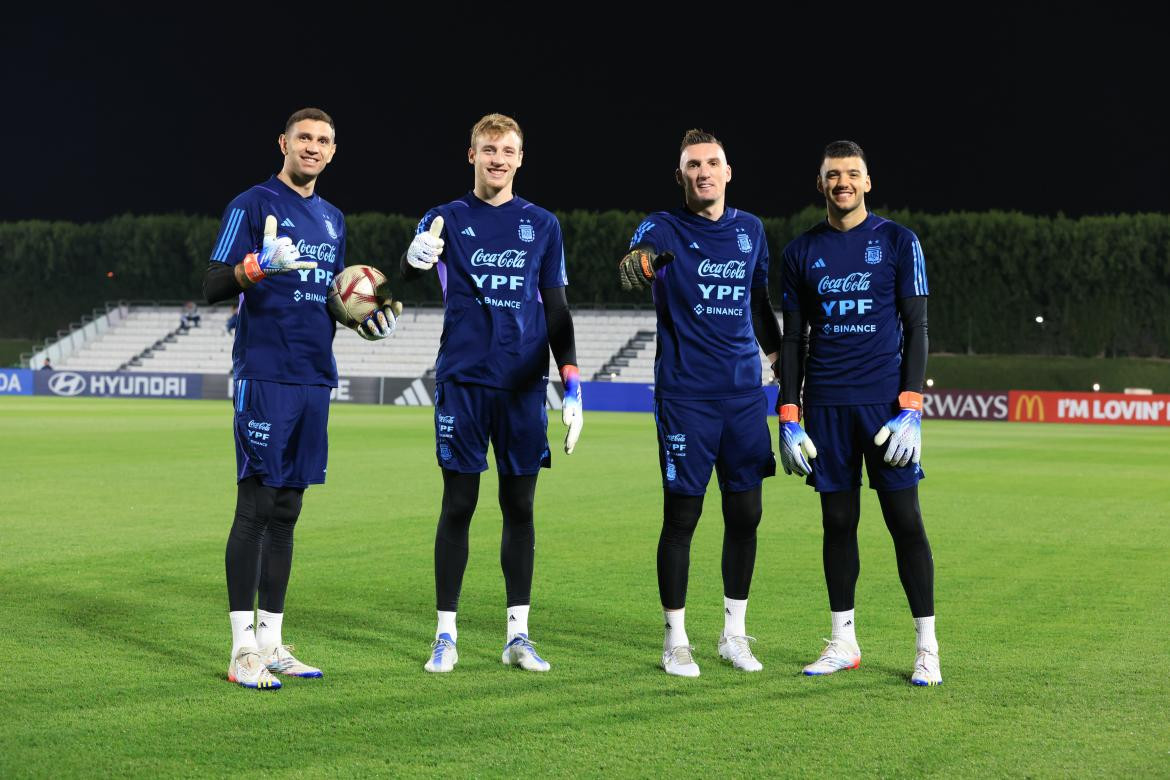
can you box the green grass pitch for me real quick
[1,397,1167,777]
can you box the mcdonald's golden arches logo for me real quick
[1014,393,1045,421]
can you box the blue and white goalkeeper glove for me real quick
[873,391,924,467]
[242,215,317,282]
[356,299,404,341]
[560,364,583,454]
[778,404,818,477]
[407,217,445,271]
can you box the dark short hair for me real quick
[680,129,724,155]
[822,140,866,167]
[285,108,335,139]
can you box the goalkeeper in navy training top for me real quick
[401,113,581,674]
[203,108,401,690]
[778,140,941,686]
[618,129,782,678]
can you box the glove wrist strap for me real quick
[242,253,265,283]
[898,391,924,411]
[779,404,801,423]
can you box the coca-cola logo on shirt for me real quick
[817,272,871,295]
[470,248,528,268]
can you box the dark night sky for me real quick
[3,10,1162,223]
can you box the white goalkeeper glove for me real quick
[778,404,818,477]
[242,215,317,283]
[560,365,583,454]
[874,391,924,467]
[407,216,445,271]
[355,300,404,341]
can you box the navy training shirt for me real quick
[209,175,346,387]
[417,193,568,392]
[629,207,770,399]
[781,212,928,406]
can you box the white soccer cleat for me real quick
[910,648,943,686]
[228,648,281,690]
[802,637,861,676]
[262,644,323,678]
[661,645,701,678]
[718,634,763,672]
[501,634,551,672]
[425,633,458,673]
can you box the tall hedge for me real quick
[2,210,1167,357]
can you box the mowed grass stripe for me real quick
[1,398,1167,776]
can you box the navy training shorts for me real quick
[233,378,331,489]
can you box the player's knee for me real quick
[722,488,762,540]
[819,489,860,540]
[662,492,703,543]
[878,487,927,542]
[499,475,536,521]
[274,488,303,522]
[230,478,277,543]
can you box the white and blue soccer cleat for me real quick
[661,645,701,678]
[802,637,861,676]
[718,634,763,672]
[910,648,943,686]
[425,633,458,673]
[228,648,281,690]
[501,634,550,672]
[262,644,323,678]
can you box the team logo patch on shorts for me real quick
[666,463,677,481]
[439,442,453,462]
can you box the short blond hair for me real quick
[470,113,523,148]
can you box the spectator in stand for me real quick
[180,301,202,331]
[226,303,240,336]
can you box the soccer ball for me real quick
[327,265,387,327]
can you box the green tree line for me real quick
[2,210,1167,357]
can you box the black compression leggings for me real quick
[820,485,934,617]
[657,487,763,610]
[225,476,304,613]
[434,470,538,611]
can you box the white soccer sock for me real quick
[507,605,530,640]
[663,608,689,651]
[831,609,857,645]
[436,610,457,643]
[230,610,258,659]
[914,615,938,653]
[256,609,283,650]
[723,597,748,637]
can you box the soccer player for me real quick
[777,140,941,686]
[617,129,781,677]
[204,108,400,690]
[402,113,582,674]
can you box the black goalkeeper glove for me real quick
[618,247,674,291]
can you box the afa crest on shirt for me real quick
[324,218,339,241]
[518,219,535,243]
[736,230,752,254]
[865,240,882,265]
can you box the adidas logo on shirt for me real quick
[689,242,700,249]
[812,258,826,269]
[280,218,296,228]
[461,227,476,237]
